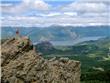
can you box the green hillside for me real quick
[35,37,110,82]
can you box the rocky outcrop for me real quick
[1,37,81,83]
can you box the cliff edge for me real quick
[1,36,80,83]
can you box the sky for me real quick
[1,0,110,27]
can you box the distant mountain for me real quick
[36,41,56,55]
[1,26,110,44]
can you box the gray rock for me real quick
[1,37,81,83]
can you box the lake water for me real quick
[33,36,104,46]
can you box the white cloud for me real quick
[38,12,77,17]
[78,0,110,3]
[1,0,109,27]
[64,12,77,16]
[58,0,109,26]
[62,2,108,13]
[40,12,61,17]
[1,0,29,14]
[0,3,13,7]
[33,0,51,10]
[82,12,109,17]
[1,15,109,27]
[1,0,51,14]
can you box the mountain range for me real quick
[1,25,110,45]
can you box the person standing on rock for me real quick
[15,28,23,49]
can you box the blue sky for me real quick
[1,0,74,5]
[1,0,110,27]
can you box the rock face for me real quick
[1,36,81,83]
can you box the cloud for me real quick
[1,15,109,27]
[64,12,77,16]
[33,0,51,10]
[1,0,51,14]
[58,0,109,26]
[78,0,110,3]
[38,12,78,17]
[1,0,110,27]
[62,2,108,13]
[40,12,61,17]
[82,12,109,17]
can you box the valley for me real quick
[35,37,110,82]
[1,26,110,82]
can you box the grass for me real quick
[81,80,110,83]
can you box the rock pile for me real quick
[1,37,81,83]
